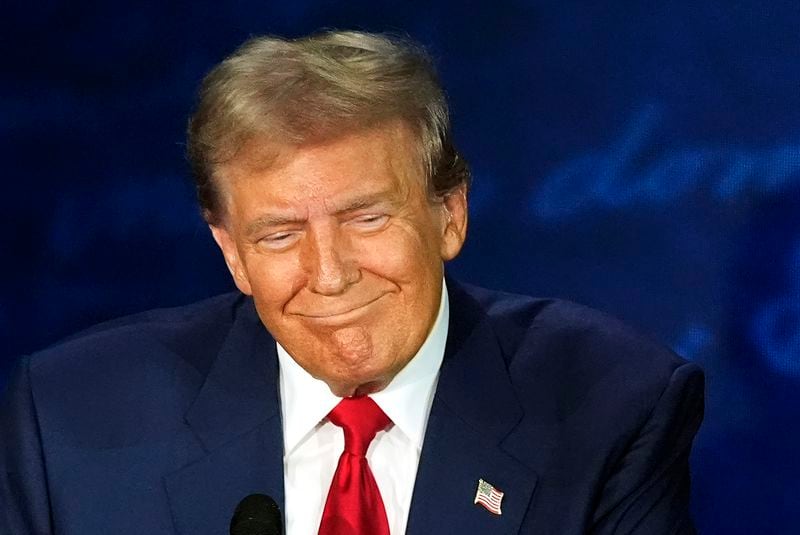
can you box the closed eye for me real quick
[350,214,389,230]
[259,231,301,250]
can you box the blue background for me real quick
[3,1,799,532]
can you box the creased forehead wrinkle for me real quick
[187,30,471,225]
[217,121,423,222]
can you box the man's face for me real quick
[211,122,467,397]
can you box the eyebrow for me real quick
[335,193,393,213]
[244,191,397,236]
[245,214,305,235]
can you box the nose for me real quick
[303,224,359,295]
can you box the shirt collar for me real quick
[278,280,450,455]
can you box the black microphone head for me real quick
[230,494,283,535]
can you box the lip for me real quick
[295,293,388,323]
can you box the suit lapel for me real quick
[164,298,285,535]
[406,281,538,534]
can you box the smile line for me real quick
[296,294,387,319]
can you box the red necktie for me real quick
[318,396,391,535]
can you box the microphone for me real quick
[230,494,283,535]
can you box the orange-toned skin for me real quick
[211,122,468,397]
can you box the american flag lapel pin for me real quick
[474,478,504,515]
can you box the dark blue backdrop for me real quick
[3,2,799,533]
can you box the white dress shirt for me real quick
[277,283,449,535]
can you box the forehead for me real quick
[214,121,429,226]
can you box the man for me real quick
[1,30,704,534]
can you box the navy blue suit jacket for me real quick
[1,280,703,534]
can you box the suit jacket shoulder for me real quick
[2,292,284,535]
[427,280,704,534]
[32,292,245,377]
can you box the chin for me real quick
[324,377,386,398]
[325,364,394,397]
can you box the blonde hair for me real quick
[186,30,470,224]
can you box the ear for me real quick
[438,184,468,261]
[210,225,253,295]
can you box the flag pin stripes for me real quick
[474,478,504,515]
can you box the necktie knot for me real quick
[328,396,390,456]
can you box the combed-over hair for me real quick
[186,30,471,224]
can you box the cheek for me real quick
[356,235,425,282]
[356,242,443,307]
[364,217,442,266]
[244,253,305,309]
